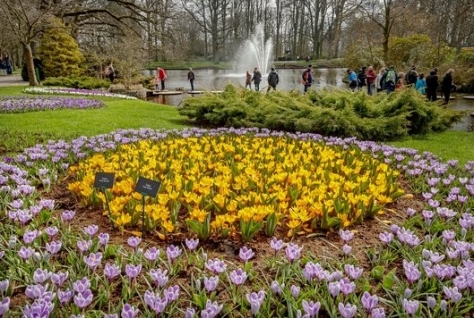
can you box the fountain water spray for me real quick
[235,23,273,76]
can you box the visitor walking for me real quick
[376,67,386,93]
[267,67,279,92]
[157,67,167,90]
[415,73,427,95]
[381,66,397,93]
[404,65,418,86]
[441,69,454,104]
[252,67,262,91]
[426,70,439,102]
[302,65,313,93]
[188,68,195,91]
[346,69,357,91]
[245,71,252,89]
[365,65,377,95]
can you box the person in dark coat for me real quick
[188,68,195,91]
[426,70,439,102]
[267,67,279,92]
[252,67,262,91]
[441,69,454,104]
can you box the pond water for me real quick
[142,68,474,131]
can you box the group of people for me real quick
[0,54,12,76]
[347,65,455,104]
[245,67,280,92]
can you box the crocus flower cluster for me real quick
[23,87,137,99]
[0,96,105,113]
[0,127,473,317]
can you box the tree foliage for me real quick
[38,18,85,78]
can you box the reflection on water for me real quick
[143,68,474,131]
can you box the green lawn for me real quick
[1,85,473,165]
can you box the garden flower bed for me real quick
[0,96,105,113]
[23,87,138,100]
[1,127,474,317]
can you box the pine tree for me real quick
[38,19,85,78]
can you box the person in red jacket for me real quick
[156,67,167,90]
[365,65,377,95]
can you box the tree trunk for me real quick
[23,43,38,86]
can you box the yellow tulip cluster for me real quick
[68,134,404,239]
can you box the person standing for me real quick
[267,67,279,92]
[346,69,357,91]
[441,69,454,104]
[104,62,115,83]
[245,71,252,89]
[188,68,195,91]
[3,55,12,75]
[302,65,313,93]
[415,73,427,95]
[426,70,439,101]
[157,67,167,90]
[375,67,386,93]
[252,67,262,91]
[365,65,377,95]
[382,66,397,93]
[405,65,418,86]
[357,66,367,91]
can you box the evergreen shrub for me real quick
[179,85,464,141]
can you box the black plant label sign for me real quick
[94,172,115,189]
[135,176,161,198]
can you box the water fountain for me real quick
[234,23,273,76]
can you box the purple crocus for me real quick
[51,271,68,288]
[239,246,255,262]
[285,243,302,262]
[205,258,227,274]
[344,265,363,280]
[149,268,169,288]
[0,297,10,317]
[270,237,284,253]
[121,303,139,318]
[203,276,219,292]
[166,245,182,263]
[403,298,419,316]
[25,284,46,299]
[379,232,394,244]
[200,300,223,318]
[342,244,352,255]
[23,230,40,244]
[246,290,266,316]
[443,286,462,303]
[290,285,300,298]
[23,300,54,318]
[76,240,92,253]
[185,307,196,318]
[302,300,321,317]
[127,236,142,250]
[46,240,62,255]
[338,302,357,318]
[33,269,52,284]
[229,268,248,286]
[361,292,378,313]
[143,290,168,314]
[61,210,76,222]
[57,289,73,305]
[328,281,340,298]
[83,224,99,237]
[104,263,121,281]
[98,233,110,246]
[73,277,91,293]
[125,264,142,280]
[44,226,59,238]
[270,280,284,295]
[84,252,103,270]
[0,280,9,294]
[339,229,354,242]
[427,296,436,309]
[185,238,199,250]
[144,247,160,261]
[371,307,385,318]
[163,285,180,302]
[18,246,35,260]
[403,260,421,284]
[339,278,356,296]
[74,289,93,309]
